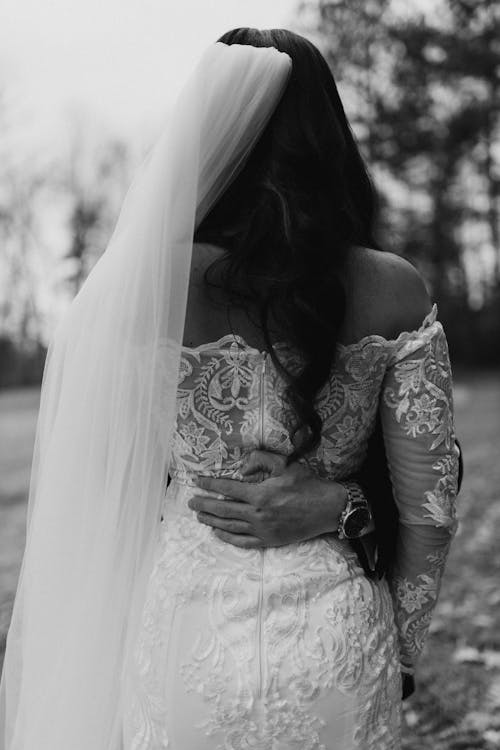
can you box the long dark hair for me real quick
[195,28,380,460]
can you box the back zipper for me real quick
[256,353,266,699]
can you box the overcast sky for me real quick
[0,0,440,162]
[0,0,298,157]
[0,0,302,332]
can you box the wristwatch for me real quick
[337,481,374,540]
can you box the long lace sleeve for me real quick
[380,304,460,674]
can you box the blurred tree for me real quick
[0,96,131,385]
[0,85,48,384]
[66,199,102,295]
[297,0,500,363]
[0,165,51,385]
[63,121,130,296]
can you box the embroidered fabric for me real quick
[380,305,460,672]
[122,302,458,749]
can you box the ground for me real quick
[400,372,500,749]
[0,375,499,747]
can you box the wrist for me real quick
[336,480,374,540]
[316,478,348,534]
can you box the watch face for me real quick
[343,506,372,538]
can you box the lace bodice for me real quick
[171,329,390,484]
[169,303,460,674]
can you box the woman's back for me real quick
[121,29,458,750]
[182,243,432,352]
[122,243,458,749]
[172,241,438,484]
[171,241,448,488]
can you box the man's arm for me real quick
[189,458,349,548]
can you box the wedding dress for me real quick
[0,42,459,750]
[121,303,460,750]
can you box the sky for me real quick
[4,0,487,336]
[0,0,301,336]
[0,0,441,165]
[0,0,299,157]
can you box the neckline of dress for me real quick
[181,303,439,357]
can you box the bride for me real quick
[0,28,460,750]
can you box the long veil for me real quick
[0,42,291,749]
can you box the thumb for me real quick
[239,450,287,481]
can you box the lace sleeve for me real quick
[380,305,460,674]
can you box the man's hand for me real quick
[188,450,348,548]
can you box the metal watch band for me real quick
[337,480,374,540]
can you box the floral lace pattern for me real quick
[380,311,460,670]
[170,330,392,484]
[124,303,459,749]
[125,493,402,750]
[170,339,294,483]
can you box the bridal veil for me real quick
[0,42,292,749]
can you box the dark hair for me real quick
[195,27,380,460]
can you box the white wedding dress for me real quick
[121,303,459,750]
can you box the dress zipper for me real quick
[256,353,266,700]
[259,352,266,448]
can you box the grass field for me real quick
[1,375,499,746]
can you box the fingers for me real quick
[239,450,287,479]
[211,529,263,549]
[188,494,252,521]
[239,470,268,484]
[195,475,257,503]
[196,512,252,535]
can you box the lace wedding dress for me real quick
[121,303,459,750]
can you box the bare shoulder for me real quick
[343,247,433,340]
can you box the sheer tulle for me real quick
[0,43,291,750]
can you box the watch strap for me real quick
[337,481,374,539]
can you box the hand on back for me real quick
[188,449,346,548]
